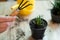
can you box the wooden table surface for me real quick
[0,0,60,40]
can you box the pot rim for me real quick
[51,7,60,17]
[29,18,48,30]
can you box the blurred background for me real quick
[0,0,16,1]
[0,0,53,1]
[0,0,46,2]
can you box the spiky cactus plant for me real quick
[35,16,42,26]
[32,16,43,28]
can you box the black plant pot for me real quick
[51,7,60,23]
[29,18,47,39]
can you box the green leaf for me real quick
[35,15,42,26]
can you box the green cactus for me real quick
[33,16,42,26]
[35,16,42,26]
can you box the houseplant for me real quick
[29,16,47,39]
[51,0,60,23]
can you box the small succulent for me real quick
[35,16,42,26]
[32,16,43,26]
[54,0,60,9]
[50,0,60,15]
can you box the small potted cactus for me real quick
[51,0,60,23]
[29,16,47,39]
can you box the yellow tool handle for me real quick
[11,4,19,10]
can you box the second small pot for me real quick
[51,7,60,23]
